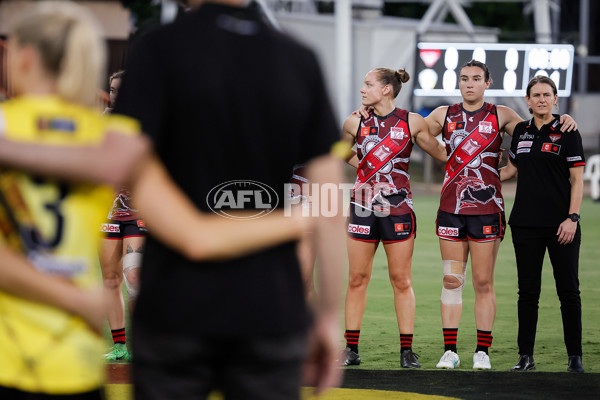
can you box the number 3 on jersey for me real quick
[0,174,70,252]
[26,178,70,250]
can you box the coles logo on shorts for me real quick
[438,226,459,237]
[348,224,370,235]
[137,220,146,228]
[100,223,120,233]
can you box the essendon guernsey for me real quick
[440,103,503,215]
[107,188,139,221]
[351,108,414,216]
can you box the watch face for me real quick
[570,214,580,222]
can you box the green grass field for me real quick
[348,194,600,372]
[106,194,600,374]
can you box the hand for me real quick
[556,219,577,245]
[352,105,372,120]
[302,312,342,396]
[559,114,577,132]
[498,148,506,165]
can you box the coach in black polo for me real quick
[501,75,585,373]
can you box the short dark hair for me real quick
[526,75,557,97]
[526,75,558,114]
[460,60,491,82]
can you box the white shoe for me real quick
[436,350,460,369]
[473,351,492,370]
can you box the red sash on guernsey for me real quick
[442,113,497,194]
[355,128,411,191]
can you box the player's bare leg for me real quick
[384,238,415,334]
[342,239,377,365]
[469,239,500,331]
[440,239,469,328]
[123,236,144,314]
[469,238,500,369]
[436,239,468,369]
[99,238,129,360]
[345,239,378,329]
[384,238,420,367]
[100,238,125,331]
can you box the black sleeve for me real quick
[564,128,586,168]
[112,32,167,142]
[299,51,339,163]
[508,123,521,165]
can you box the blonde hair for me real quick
[11,1,106,107]
[109,70,125,86]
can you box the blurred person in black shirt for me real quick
[113,0,345,399]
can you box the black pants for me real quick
[511,225,582,356]
[132,326,307,400]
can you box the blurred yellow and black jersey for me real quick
[0,95,139,394]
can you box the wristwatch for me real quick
[568,213,580,222]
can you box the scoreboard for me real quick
[414,42,575,97]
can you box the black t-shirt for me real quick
[114,3,338,335]
[508,116,585,227]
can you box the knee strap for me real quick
[122,252,142,300]
[441,260,467,305]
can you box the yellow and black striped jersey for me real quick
[0,95,139,394]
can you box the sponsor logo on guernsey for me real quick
[516,148,531,154]
[390,127,406,140]
[519,133,535,140]
[551,120,560,130]
[518,141,533,149]
[541,143,561,155]
[361,127,370,136]
[549,134,561,142]
[438,226,459,237]
[37,117,76,133]
[567,156,582,162]
[348,224,371,235]
[100,223,120,233]
[478,121,493,134]
[448,121,465,132]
